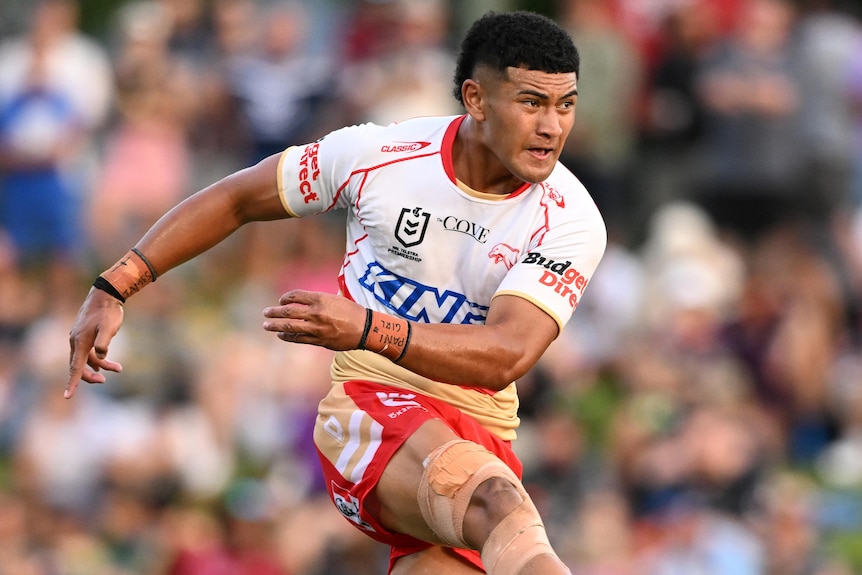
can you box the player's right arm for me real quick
[66,153,288,398]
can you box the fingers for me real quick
[276,331,314,344]
[66,356,105,399]
[263,302,304,320]
[66,361,119,398]
[66,289,126,398]
[67,335,123,399]
[263,298,313,323]
[66,366,110,398]
[264,291,367,351]
[262,316,314,337]
[262,300,318,343]
[66,333,91,399]
[93,325,114,360]
[278,289,318,306]
[64,378,80,399]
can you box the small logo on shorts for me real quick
[377,391,425,419]
[376,392,420,408]
[322,415,344,443]
[331,481,375,531]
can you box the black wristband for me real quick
[393,321,412,363]
[93,276,126,303]
[131,247,158,281]
[358,308,373,349]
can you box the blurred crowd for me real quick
[2,0,862,573]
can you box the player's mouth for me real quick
[527,147,554,161]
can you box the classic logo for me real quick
[488,243,520,270]
[359,262,488,324]
[395,207,430,247]
[523,252,588,309]
[331,481,375,531]
[440,216,490,243]
[381,141,432,153]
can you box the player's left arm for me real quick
[262,290,557,392]
[392,293,560,390]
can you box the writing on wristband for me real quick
[359,309,412,362]
[98,249,158,301]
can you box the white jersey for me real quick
[277,115,606,439]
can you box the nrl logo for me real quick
[395,207,430,248]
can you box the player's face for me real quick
[481,67,578,184]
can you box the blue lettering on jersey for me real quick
[359,262,488,324]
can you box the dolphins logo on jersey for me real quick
[532,184,566,246]
[542,184,566,209]
[488,243,520,270]
[395,207,430,248]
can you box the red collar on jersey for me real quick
[441,115,532,199]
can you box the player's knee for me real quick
[471,476,523,512]
[479,497,557,575]
[417,440,523,549]
[463,476,525,546]
[416,439,560,575]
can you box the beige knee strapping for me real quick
[480,499,561,575]
[417,440,525,548]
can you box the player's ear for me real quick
[462,79,486,122]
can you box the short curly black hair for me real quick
[452,11,580,105]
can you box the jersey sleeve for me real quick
[276,123,381,217]
[493,199,607,332]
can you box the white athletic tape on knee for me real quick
[417,439,523,548]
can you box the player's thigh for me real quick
[391,545,484,575]
[374,418,459,543]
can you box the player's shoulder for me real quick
[542,163,607,233]
[544,162,595,205]
[323,115,459,157]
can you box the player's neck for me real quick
[452,118,524,196]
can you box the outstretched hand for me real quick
[66,288,125,398]
[263,290,368,351]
